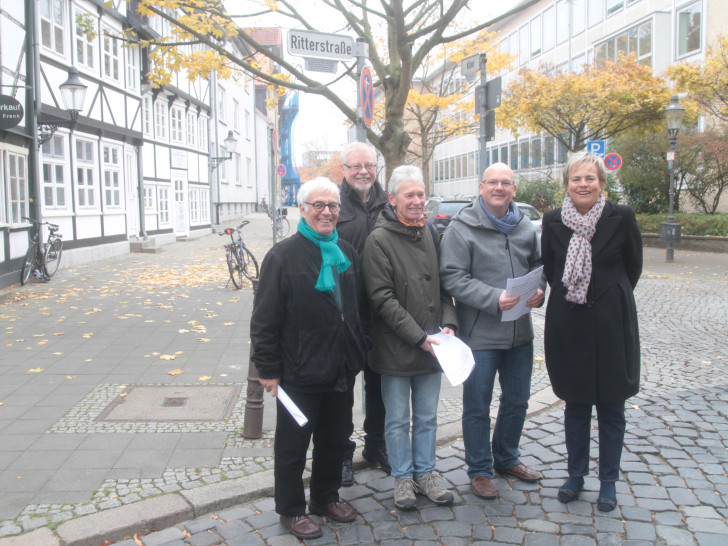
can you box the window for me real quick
[545,136,555,166]
[7,151,28,223]
[558,136,568,164]
[159,186,170,224]
[595,21,652,67]
[245,110,251,139]
[556,1,569,45]
[519,140,530,170]
[144,187,154,210]
[187,113,197,147]
[199,116,208,150]
[218,86,226,121]
[155,101,167,140]
[607,0,624,17]
[233,100,240,132]
[235,155,241,184]
[189,189,199,223]
[530,15,541,58]
[509,143,518,171]
[531,137,542,168]
[76,139,96,208]
[41,135,67,209]
[573,0,586,35]
[491,147,498,165]
[588,0,604,27]
[200,190,209,222]
[143,96,152,136]
[247,157,252,186]
[519,24,529,65]
[102,145,121,207]
[126,46,138,89]
[103,30,121,81]
[500,144,508,167]
[40,0,65,55]
[75,11,95,69]
[543,7,555,52]
[678,3,702,57]
[170,106,184,143]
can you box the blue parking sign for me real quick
[586,140,605,157]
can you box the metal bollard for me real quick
[243,278,264,439]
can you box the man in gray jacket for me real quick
[439,162,545,500]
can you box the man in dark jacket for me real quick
[440,163,545,500]
[337,141,391,485]
[251,178,370,540]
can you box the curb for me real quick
[0,386,560,546]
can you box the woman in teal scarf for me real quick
[251,178,370,540]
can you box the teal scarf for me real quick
[297,218,351,293]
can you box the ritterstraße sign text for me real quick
[287,29,354,61]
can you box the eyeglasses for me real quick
[306,201,340,212]
[344,163,376,171]
[482,179,515,188]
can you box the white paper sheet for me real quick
[276,386,309,427]
[501,266,544,322]
[430,332,476,386]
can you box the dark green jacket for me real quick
[362,206,457,377]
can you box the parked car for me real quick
[425,197,473,234]
[515,202,542,237]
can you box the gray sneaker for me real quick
[416,472,454,505]
[393,477,417,510]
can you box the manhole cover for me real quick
[100,385,239,421]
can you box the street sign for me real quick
[486,77,502,110]
[360,66,374,127]
[604,153,623,171]
[277,164,286,177]
[586,140,605,157]
[287,29,355,61]
[0,95,23,130]
[304,58,338,73]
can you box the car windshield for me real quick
[438,202,469,215]
[518,206,541,221]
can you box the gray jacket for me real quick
[439,200,544,351]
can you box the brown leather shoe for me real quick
[471,476,497,499]
[280,514,322,539]
[494,462,543,482]
[308,498,357,522]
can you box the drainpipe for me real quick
[26,0,41,224]
[209,71,220,225]
[136,145,147,239]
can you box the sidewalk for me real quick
[0,216,726,545]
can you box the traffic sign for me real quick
[276,164,286,177]
[604,153,623,171]
[461,54,480,80]
[586,140,605,157]
[360,66,374,127]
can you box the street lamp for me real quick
[37,67,87,148]
[661,95,685,263]
[210,130,237,170]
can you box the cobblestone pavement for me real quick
[0,211,726,544]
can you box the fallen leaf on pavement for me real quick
[168,369,184,376]
[159,354,176,361]
[28,368,43,373]
[196,376,212,381]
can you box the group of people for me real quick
[250,143,642,539]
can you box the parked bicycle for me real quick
[258,197,269,215]
[271,207,290,238]
[218,220,259,289]
[20,217,63,285]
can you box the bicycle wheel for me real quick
[241,245,259,280]
[277,218,290,238]
[226,246,243,289]
[20,245,35,285]
[43,238,63,277]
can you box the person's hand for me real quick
[526,288,545,308]
[499,290,520,310]
[259,378,280,397]
[419,336,440,357]
[441,327,455,336]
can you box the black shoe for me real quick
[341,458,354,487]
[362,445,391,475]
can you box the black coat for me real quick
[250,233,370,393]
[541,200,643,404]
[336,178,389,255]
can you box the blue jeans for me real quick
[462,343,533,478]
[380,373,441,479]
[564,401,626,483]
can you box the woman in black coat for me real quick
[541,151,642,513]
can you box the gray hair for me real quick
[298,177,341,210]
[388,165,424,196]
[342,141,376,164]
[562,151,608,189]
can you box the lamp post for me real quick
[210,130,237,170]
[37,67,87,148]
[662,95,685,263]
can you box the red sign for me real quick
[276,164,286,177]
[604,153,622,171]
[360,66,373,127]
